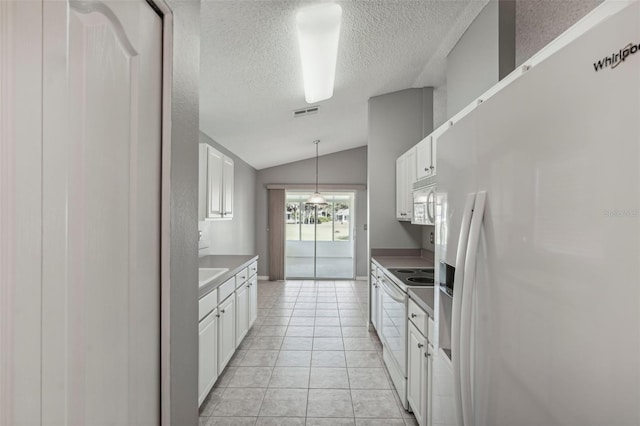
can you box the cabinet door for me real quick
[235,284,249,344]
[198,310,218,406]
[430,136,437,177]
[396,155,406,219]
[370,277,378,329]
[416,136,433,179]
[408,322,427,425]
[207,146,223,218]
[198,144,208,221]
[223,156,234,218]
[404,147,416,220]
[422,345,433,426]
[249,276,258,327]
[218,296,236,372]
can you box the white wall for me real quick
[255,146,368,278]
[166,0,200,424]
[199,132,256,256]
[515,0,603,66]
[368,88,433,252]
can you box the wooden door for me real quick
[41,1,163,424]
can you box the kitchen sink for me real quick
[199,267,228,287]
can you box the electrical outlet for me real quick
[430,232,434,244]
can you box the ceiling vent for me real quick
[293,106,320,117]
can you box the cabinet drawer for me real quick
[248,262,258,277]
[408,298,429,339]
[248,261,258,277]
[235,267,249,287]
[218,277,235,302]
[199,288,218,322]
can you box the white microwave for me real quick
[412,183,436,225]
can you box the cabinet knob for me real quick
[216,314,220,318]
[425,351,430,358]
[221,309,225,314]
[411,313,417,318]
[424,168,428,171]
[417,343,424,348]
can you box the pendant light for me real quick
[306,140,327,206]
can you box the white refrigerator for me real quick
[435,1,640,425]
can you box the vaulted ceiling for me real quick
[200,1,487,170]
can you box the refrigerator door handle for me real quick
[459,191,487,426]
[451,193,477,426]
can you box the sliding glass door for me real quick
[285,191,355,279]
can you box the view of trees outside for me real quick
[286,193,351,242]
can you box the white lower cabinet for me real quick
[218,295,236,372]
[198,309,218,406]
[408,319,432,426]
[249,275,258,326]
[371,274,379,330]
[235,283,250,343]
[199,258,259,407]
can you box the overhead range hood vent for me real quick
[293,106,320,117]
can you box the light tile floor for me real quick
[199,280,418,426]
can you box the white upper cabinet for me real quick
[199,143,234,220]
[223,156,234,218]
[396,146,417,221]
[416,135,436,180]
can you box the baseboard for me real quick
[258,275,269,281]
[355,276,368,281]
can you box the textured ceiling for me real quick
[200,0,488,170]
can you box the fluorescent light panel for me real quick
[296,3,342,104]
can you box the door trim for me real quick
[145,0,174,424]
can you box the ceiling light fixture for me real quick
[306,140,327,206]
[296,3,342,104]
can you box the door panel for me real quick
[0,2,44,425]
[41,1,162,424]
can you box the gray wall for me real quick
[199,132,256,256]
[446,0,515,118]
[515,0,603,66]
[255,146,368,278]
[166,0,200,424]
[368,88,433,251]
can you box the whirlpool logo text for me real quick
[593,42,640,71]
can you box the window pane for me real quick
[286,201,301,240]
[316,202,333,242]
[333,200,350,241]
[300,203,316,241]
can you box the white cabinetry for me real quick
[235,283,249,343]
[217,295,236,372]
[396,147,417,221]
[246,262,258,327]
[223,156,234,218]
[198,258,259,407]
[198,309,218,406]
[199,143,234,220]
[370,264,382,331]
[416,135,436,180]
[407,298,434,426]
